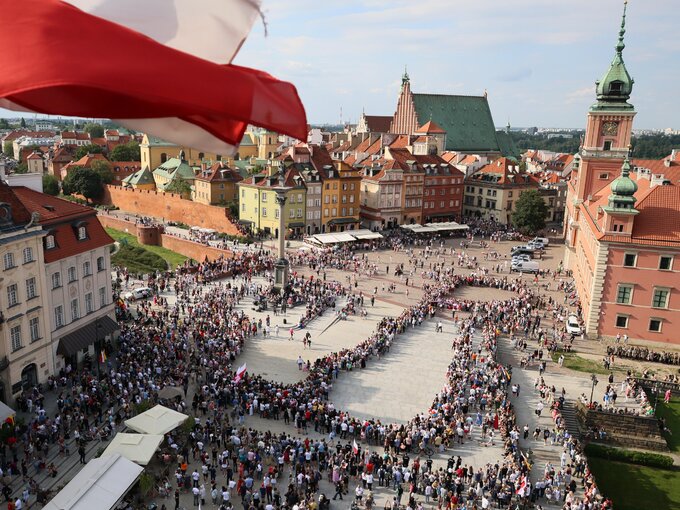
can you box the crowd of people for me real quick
[2,231,621,510]
[606,345,680,367]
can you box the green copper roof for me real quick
[607,155,638,211]
[593,1,634,110]
[152,157,196,181]
[123,166,155,186]
[411,94,501,153]
[494,131,520,160]
[143,135,177,147]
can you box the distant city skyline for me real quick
[2,1,678,131]
[232,0,678,130]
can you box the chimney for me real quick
[201,162,207,171]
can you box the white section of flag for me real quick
[234,363,247,383]
[63,0,262,64]
[60,0,263,151]
[352,439,359,455]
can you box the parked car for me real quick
[511,248,535,258]
[527,241,545,250]
[510,260,540,273]
[533,237,550,246]
[123,287,152,301]
[512,254,531,263]
[566,315,582,335]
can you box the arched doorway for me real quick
[21,364,37,391]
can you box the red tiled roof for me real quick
[8,186,113,262]
[26,152,43,160]
[363,115,392,133]
[415,120,446,134]
[388,135,411,149]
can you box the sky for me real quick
[232,0,680,130]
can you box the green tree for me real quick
[42,174,60,195]
[109,141,141,161]
[83,122,104,138]
[512,189,549,235]
[2,141,13,157]
[20,117,26,128]
[91,160,114,184]
[14,163,28,174]
[163,177,192,197]
[74,144,104,160]
[0,118,9,129]
[62,166,104,202]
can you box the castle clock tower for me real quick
[572,1,636,204]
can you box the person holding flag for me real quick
[233,363,247,384]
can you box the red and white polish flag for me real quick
[0,0,307,154]
[233,363,247,383]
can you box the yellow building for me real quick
[238,168,306,237]
[257,131,280,160]
[193,163,243,205]
[320,160,362,232]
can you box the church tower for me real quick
[572,1,636,203]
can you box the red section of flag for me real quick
[0,0,307,145]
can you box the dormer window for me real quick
[609,80,623,95]
[77,226,87,240]
[45,234,56,250]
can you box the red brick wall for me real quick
[159,234,233,262]
[97,214,234,262]
[100,185,240,235]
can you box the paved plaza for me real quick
[15,233,666,510]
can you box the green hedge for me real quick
[585,443,675,469]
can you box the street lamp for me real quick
[589,374,598,406]
[94,319,103,380]
[653,382,660,414]
[272,168,290,294]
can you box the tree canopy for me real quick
[74,144,104,160]
[512,190,549,235]
[2,141,13,157]
[42,174,60,196]
[91,160,114,184]
[83,122,104,138]
[109,141,141,161]
[62,166,104,202]
[163,177,192,197]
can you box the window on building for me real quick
[599,173,609,180]
[274,209,279,219]
[67,266,77,282]
[616,284,633,304]
[26,277,36,300]
[23,247,34,264]
[508,191,513,197]
[603,141,612,151]
[52,272,61,289]
[615,315,629,329]
[262,207,267,217]
[83,261,91,276]
[99,287,106,308]
[85,292,93,314]
[10,325,22,351]
[324,208,329,217]
[623,253,637,267]
[55,305,64,328]
[70,298,80,321]
[297,209,303,218]
[652,288,670,309]
[349,207,354,215]
[7,284,18,307]
[29,317,40,342]
[3,252,15,270]
[97,257,105,272]
[45,235,56,249]
[77,226,87,240]
[261,193,267,202]
[659,256,673,270]
[649,318,663,333]
[289,209,295,219]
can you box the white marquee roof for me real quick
[124,405,188,435]
[101,433,164,466]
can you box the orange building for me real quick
[564,4,680,344]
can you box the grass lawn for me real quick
[551,351,611,375]
[656,399,680,453]
[106,227,189,270]
[588,457,680,510]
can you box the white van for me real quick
[511,260,540,274]
[123,287,152,301]
[533,237,550,246]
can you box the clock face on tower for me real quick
[602,121,619,136]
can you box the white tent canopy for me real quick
[424,221,470,231]
[351,229,384,240]
[124,405,188,435]
[102,433,164,466]
[43,454,143,510]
